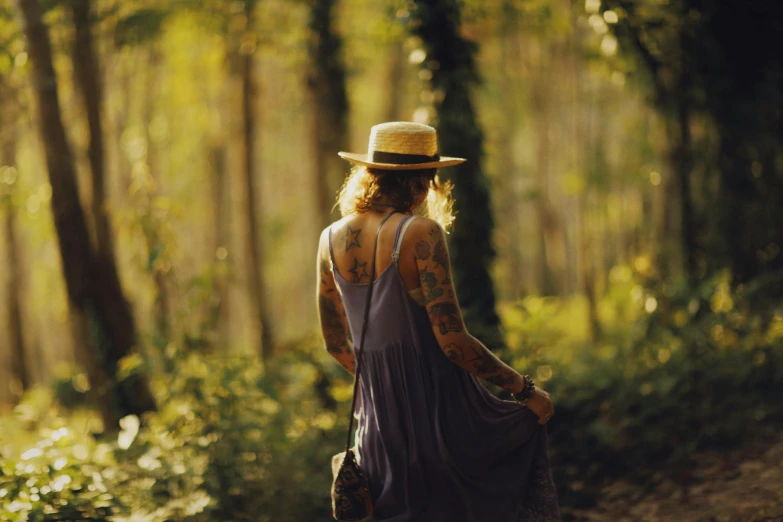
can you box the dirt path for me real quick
[568,435,783,522]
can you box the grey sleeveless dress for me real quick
[328,215,560,522]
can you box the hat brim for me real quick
[338,152,466,170]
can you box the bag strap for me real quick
[344,210,397,453]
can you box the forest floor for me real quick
[569,433,783,522]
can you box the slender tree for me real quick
[141,47,172,342]
[1,127,30,397]
[383,38,405,123]
[409,0,503,350]
[528,41,561,296]
[70,0,115,262]
[13,0,155,428]
[238,0,274,361]
[209,144,231,347]
[495,2,526,300]
[307,0,349,225]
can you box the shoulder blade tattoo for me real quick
[348,258,369,282]
[343,225,362,251]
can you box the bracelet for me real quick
[510,375,535,405]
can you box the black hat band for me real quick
[370,150,440,165]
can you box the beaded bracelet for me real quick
[510,375,535,405]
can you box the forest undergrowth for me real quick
[1,264,782,521]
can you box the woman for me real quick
[317,122,560,521]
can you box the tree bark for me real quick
[71,0,115,263]
[383,39,405,123]
[529,41,560,297]
[673,23,697,282]
[410,0,503,350]
[240,2,274,361]
[14,0,155,429]
[2,136,30,397]
[210,144,230,348]
[307,0,349,226]
[141,47,171,343]
[572,34,601,341]
[497,2,526,300]
[674,94,696,281]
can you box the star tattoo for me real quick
[343,226,362,251]
[348,258,369,281]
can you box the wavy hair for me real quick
[336,166,455,230]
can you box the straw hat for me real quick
[338,122,466,171]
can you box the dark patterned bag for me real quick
[331,212,395,521]
[331,448,373,520]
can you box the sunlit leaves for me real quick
[117,415,140,450]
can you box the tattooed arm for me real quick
[316,227,356,375]
[412,219,527,394]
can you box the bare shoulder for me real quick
[318,217,349,252]
[323,216,351,237]
[406,216,444,244]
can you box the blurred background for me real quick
[1,0,782,520]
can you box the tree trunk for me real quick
[384,38,406,122]
[409,0,503,350]
[307,0,349,226]
[673,25,697,282]
[71,0,115,263]
[142,47,171,343]
[674,95,696,281]
[240,2,274,361]
[14,0,155,429]
[210,145,231,348]
[529,42,559,297]
[533,118,558,297]
[497,2,526,300]
[578,194,601,342]
[2,137,30,398]
[573,39,601,341]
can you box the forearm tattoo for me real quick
[445,338,522,390]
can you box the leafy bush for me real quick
[1,348,347,522]
[0,391,122,521]
[503,267,783,510]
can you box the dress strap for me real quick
[392,215,416,265]
[327,225,336,269]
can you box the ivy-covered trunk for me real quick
[307,0,350,226]
[409,0,503,350]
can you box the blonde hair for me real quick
[336,166,455,230]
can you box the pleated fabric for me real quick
[329,216,560,522]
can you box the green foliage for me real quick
[0,391,122,521]
[114,8,171,48]
[4,267,783,518]
[503,268,783,511]
[1,347,347,522]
